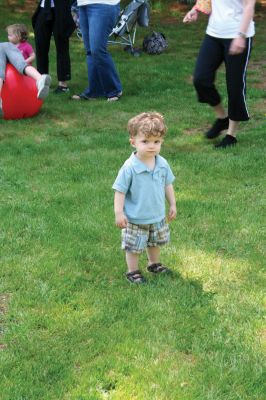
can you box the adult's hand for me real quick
[183,8,199,23]
[229,37,246,55]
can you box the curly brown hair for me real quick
[127,112,167,138]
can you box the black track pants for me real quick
[193,34,252,121]
[33,9,71,82]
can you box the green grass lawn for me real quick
[0,3,265,400]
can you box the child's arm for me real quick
[25,50,36,65]
[114,191,128,228]
[165,184,177,222]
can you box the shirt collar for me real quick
[129,152,164,174]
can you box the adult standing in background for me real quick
[183,0,256,148]
[32,0,76,93]
[72,0,122,102]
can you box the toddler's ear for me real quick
[129,137,136,147]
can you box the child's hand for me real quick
[183,8,198,23]
[115,212,128,229]
[168,205,177,222]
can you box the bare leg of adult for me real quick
[227,120,239,138]
[58,81,68,88]
[213,103,228,119]
[215,119,238,148]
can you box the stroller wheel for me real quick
[132,49,141,57]
[123,45,132,53]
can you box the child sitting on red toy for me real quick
[0,23,51,118]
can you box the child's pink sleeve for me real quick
[25,42,34,58]
[18,42,34,61]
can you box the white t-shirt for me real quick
[206,0,255,38]
[77,0,120,5]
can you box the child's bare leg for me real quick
[24,66,52,100]
[147,246,160,265]
[24,65,41,81]
[125,252,145,283]
[146,246,170,273]
[126,252,139,273]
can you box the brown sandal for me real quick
[147,263,170,274]
[126,270,145,283]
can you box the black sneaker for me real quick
[215,135,237,149]
[205,117,229,139]
[54,85,70,94]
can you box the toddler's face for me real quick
[130,132,163,159]
[7,30,19,45]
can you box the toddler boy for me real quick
[113,112,176,283]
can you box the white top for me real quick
[40,0,55,7]
[206,0,255,38]
[77,0,120,5]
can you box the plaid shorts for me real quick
[121,219,170,254]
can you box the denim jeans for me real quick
[79,3,122,98]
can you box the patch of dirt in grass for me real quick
[258,328,266,345]
[0,294,8,317]
[155,2,190,25]
[0,294,9,350]
[185,75,193,85]
[183,126,205,136]
[5,0,36,13]
[252,99,266,113]
[181,352,197,365]
[249,60,266,89]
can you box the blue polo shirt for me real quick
[112,153,175,224]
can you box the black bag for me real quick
[142,31,168,55]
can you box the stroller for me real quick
[71,1,150,56]
[109,0,150,56]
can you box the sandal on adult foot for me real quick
[54,85,70,94]
[126,270,145,283]
[147,263,170,274]
[71,93,96,100]
[107,91,123,102]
